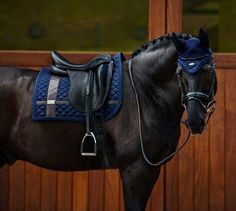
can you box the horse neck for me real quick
[130,46,184,125]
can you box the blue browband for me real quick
[178,54,212,74]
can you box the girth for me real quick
[51,51,113,156]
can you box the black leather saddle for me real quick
[51,50,113,112]
[51,50,113,156]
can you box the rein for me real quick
[128,60,191,167]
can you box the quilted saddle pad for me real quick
[32,52,123,121]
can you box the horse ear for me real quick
[199,27,209,48]
[172,33,185,51]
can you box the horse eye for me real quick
[203,64,215,72]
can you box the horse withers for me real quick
[0,28,217,211]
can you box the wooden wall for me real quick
[0,52,235,211]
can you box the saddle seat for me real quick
[50,51,113,112]
[51,50,111,72]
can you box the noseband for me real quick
[176,63,216,124]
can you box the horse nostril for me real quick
[199,119,205,126]
[199,119,205,130]
[185,118,205,134]
[185,119,191,129]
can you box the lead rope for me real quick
[128,60,191,167]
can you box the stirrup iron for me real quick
[81,132,97,156]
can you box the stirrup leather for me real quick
[80,70,97,156]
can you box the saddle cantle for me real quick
[51,51,113,112]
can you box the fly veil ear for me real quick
[199,27,209,48]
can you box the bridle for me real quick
[176,62,216,125]
[128,55,216,167]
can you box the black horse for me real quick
[0,28,217,211]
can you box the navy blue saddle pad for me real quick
[32,52,123,121]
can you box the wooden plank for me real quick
[164,1,182,209]
[25,163,41,211]
[225,69,236,210]
[119,177,125,211]
[1,51,236,69]
[57,172,72,211]
[73,171,89,211]
[88,170,104,211]
[178,126,194,211]
[0,51,121,67]
[193,126,210,211]
[104,169,120,211]
[9,161,25,211]
[41,169,57,211]
[165,160,178,211]
[150,168,164,211]
[148,1,167,209]
[148,0,166,40]
[215,54,236,69]
[209,69,225,211]
[0,51,100,67]
[166,0,182,32]
[0,165,9,211]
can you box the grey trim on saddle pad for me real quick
[46,76,60,117]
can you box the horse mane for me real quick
[131,32,192,58]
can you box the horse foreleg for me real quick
[120,161,161,211]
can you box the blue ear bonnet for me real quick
[178,54,212,74]
[177,38,213,74]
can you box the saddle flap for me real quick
[68,61,113,112]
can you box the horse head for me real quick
[172,28,217,134]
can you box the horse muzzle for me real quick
[185,118,205,134]
[182,92,216,134]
